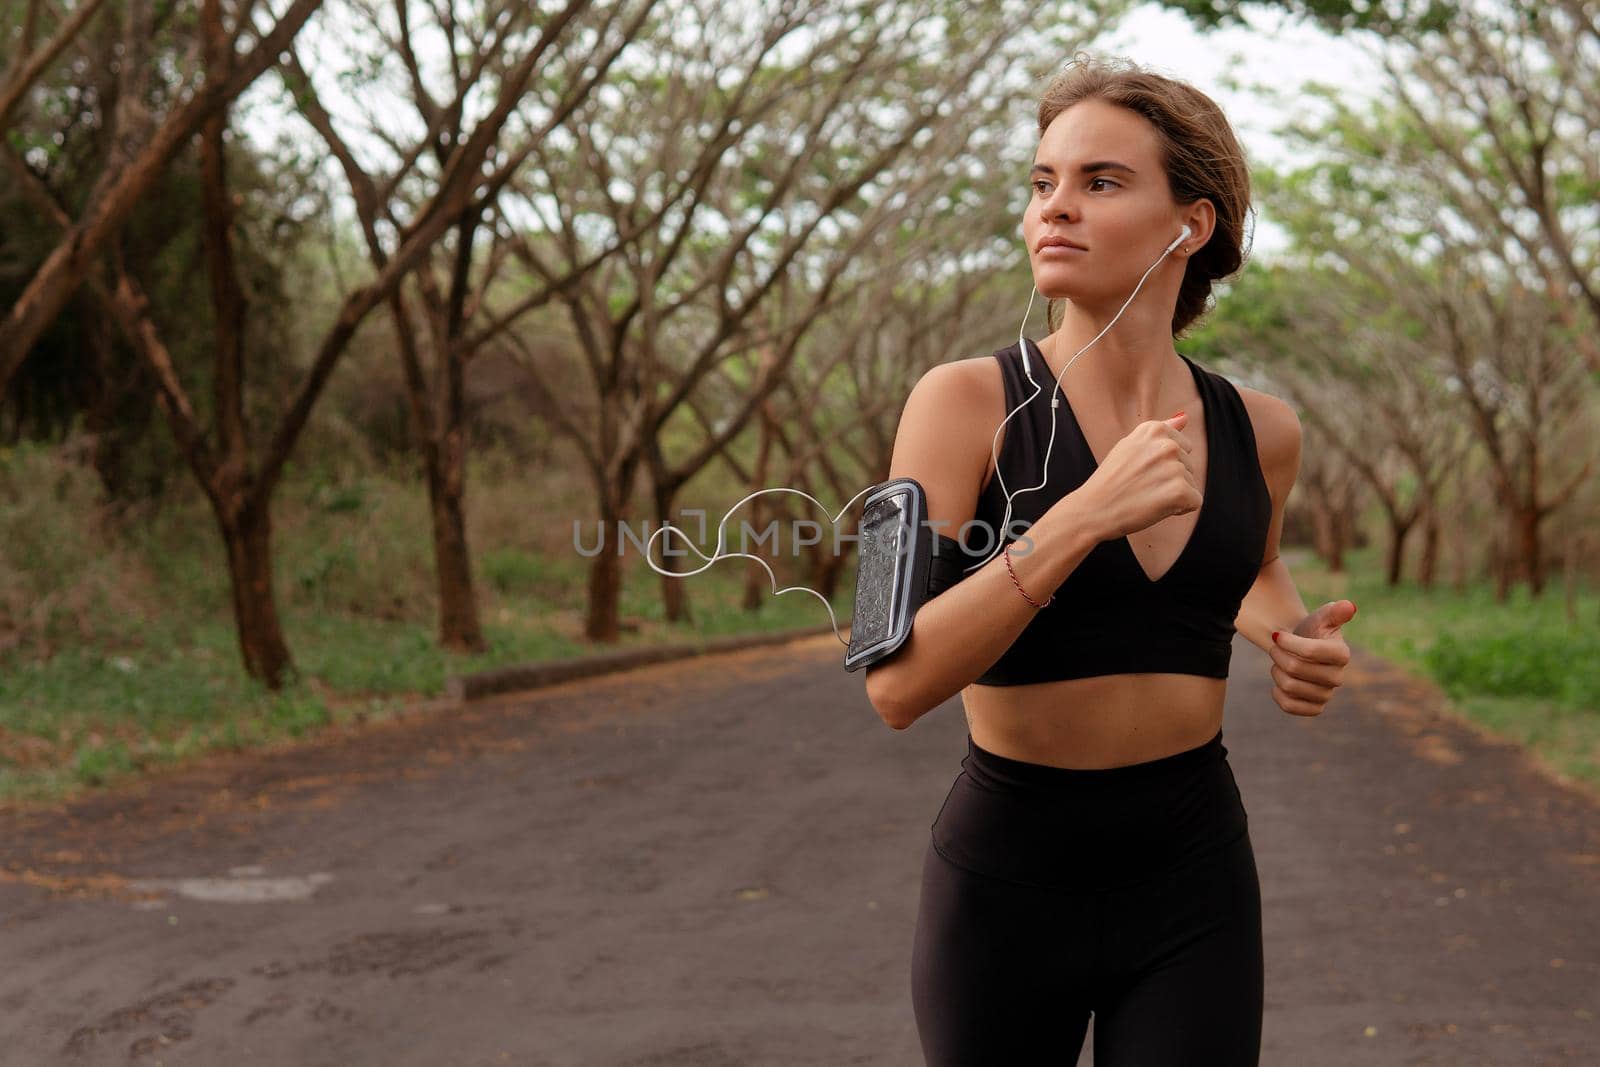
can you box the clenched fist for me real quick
[1268,599,1356,717]
[1078,410,1202,542]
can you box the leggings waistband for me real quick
[963,728,1226,793]
[934,728,1245,891]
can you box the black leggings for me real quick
[910,729,1263,1066]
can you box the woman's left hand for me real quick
[1268,600,1356,717]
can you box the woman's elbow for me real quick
[865,662,919,730]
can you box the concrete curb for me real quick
[445,621,845,702]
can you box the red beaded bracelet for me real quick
[1002,542,1053,608]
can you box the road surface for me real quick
[2,633,1596,1064]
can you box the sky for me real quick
[1094,1,1387,258]
[248,0,1389,263]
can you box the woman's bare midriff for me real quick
[960,673,1226,769]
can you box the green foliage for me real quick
[73,738,135,788]
[480,548,561,596]
[0,441,149,656]
[1294,546,1600,787]
[1154,0,1459,35]
[3,7,342,500]
[1424,630,1600,707]
[0,436,856,804]
[311,482,372,515]
[1553,170,1600,211]
[286,474,436,622]
[265,689,332,739]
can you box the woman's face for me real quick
[1022,98,1196,304]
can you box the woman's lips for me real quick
[1038,244,1086,257]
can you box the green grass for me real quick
[0,439,855,806]
[14,418,1588,808]
[1293,546,1600,789]
[3,505,851,806]
[0,546,852,806]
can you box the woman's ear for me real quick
[1184,200,1217,252]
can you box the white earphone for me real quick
[643,223,1195,640]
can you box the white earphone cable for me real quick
[642,225,1191,645]
[967,224,1190,574]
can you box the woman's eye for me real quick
[1032,180,1051,196]
[1089,177,1119,191]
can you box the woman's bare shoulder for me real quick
[899,354,1006,435]
[887,354,1007,534]
[916,354,1008,454]
[1234,384,1303,496]
[943,353,1006,400]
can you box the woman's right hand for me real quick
[1075,410,1202,541]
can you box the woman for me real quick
[862,54,1358,1065]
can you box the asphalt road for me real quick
[1,633,1596,1065]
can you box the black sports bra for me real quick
[925,340,1272,683]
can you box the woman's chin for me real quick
[1030,267,1090,303]
[1032,284,1083,303]
[1032,272,1125,305]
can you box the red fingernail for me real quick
[1271,630,1280,644]
[1172,409,1185,418]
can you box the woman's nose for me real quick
[1038,187,1075,222]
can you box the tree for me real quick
[280,0,655,652]
[1224,72,1596,595]
[8,0,619,686]
[0,0,109,136]
[1434,260,1593,596]
[0,0,327,391]
[1375,0,1600,368]
[1217,255,1471,586]
[512,0,1121,640]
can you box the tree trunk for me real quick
[743,413,776,612]
[1512,503,1544,596]
[1384,514,1414,587]
[1310,495,1344,573]
[795,521,847,604]
[582,453,640,643]
[1492,520,1511,603]
[741,493,766,613]
[1417,511,1441,589]
[390,287,485,653]
[430,357,486,650]
[652,481,693,624]
[813,544,846,603]
[1565,531,1584,624]
[584,510,624,643]
[217,497,293,689]
[424,437,486,652]
[428,205,488,652]
[82,309,144,500]
[1337,495,1360,565]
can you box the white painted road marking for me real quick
[128,872,334,903]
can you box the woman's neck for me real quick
[1041,309,1185,423]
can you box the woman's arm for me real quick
[1235,388,1356,717]
[1236,557,1309,653]
[863,360,1108,730]
[1235,391,1308,651]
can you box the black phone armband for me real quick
[842,477,973,672]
